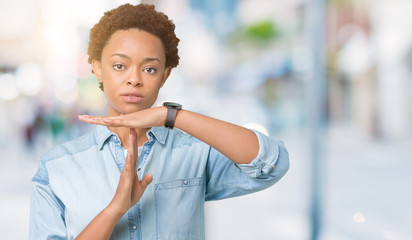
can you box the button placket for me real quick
[136,140,154,178]
[111,135,126,172]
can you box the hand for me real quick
[108,128,152,215]
[78,106,167,129]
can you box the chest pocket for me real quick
[154,177,205,240]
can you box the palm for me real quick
[111,128,152,215]
[78,107,166,129]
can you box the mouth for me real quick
[120,92,144,103]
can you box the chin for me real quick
[120,104,146,114]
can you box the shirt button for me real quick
[183,180,188,185]
[132,225,137,230]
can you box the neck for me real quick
[108,126,149,149]
[106,108,150,149]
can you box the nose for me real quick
[127,68,142,87]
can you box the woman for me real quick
[30,3,289,240]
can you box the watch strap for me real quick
[165,107,178,129]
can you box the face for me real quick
[92,29,170,116]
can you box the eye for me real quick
[113,64,126,71]
[143,67,157,74]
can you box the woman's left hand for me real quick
[78,106,167,129]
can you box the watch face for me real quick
[163,102,182,109]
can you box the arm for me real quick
[30,181,68,240]
[78,107,289,200]
[74,207,122,240]
[79,107,258,164]
[205,130,290,200]
[75,129,152,240]
[174,109,258,164]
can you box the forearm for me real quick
[78,107,259,164]
[75,206,123,240]
[174,109,259,164]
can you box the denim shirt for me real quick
[30,125,289,240]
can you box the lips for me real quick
[120,92,144,103]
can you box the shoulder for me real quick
[32,129,97,185]
[41,130,97,161]
[167,128,204,147]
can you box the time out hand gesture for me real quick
[110,128,152,215]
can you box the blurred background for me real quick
[0,0,411,239]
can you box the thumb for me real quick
[139,174,153,191]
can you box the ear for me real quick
[160,67,172,88]
[91,60,103,84]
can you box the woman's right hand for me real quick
[76,128,152,240]
[108,128,153,215]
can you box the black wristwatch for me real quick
[163,102,182,129]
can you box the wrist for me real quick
[173,109,189,130]
[162,102,182,129]
[154,106,168,127]
[105,203,126,220]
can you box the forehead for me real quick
[102,29,165,61]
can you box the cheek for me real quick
[102,71,121,87]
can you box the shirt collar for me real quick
[147,127,169,145]
[95,125,115,150]
[94,125,169,150]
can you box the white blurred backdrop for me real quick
[0,0,411,239]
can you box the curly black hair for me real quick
[88,4,180,90]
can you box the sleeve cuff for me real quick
[236,129,282,178]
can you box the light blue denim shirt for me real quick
[30,125,289,240]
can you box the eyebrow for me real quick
[111,53,131,59]
[142,57,160,63]
[111,53,160,63]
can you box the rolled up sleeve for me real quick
[205,129,289,201]
[236,129,290,178]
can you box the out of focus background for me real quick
[1,0,411,239]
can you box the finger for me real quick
[129,128,138,168]
[139,174,153,191]
[123,151,136,177]
[118,151,134,190]
[78,115,110,125]
[79,114,140,128]
[78,115,108,119]
[89,118,123,127]
[89,117,130,128]
[130,128,138,157]
[79,114,123,121]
